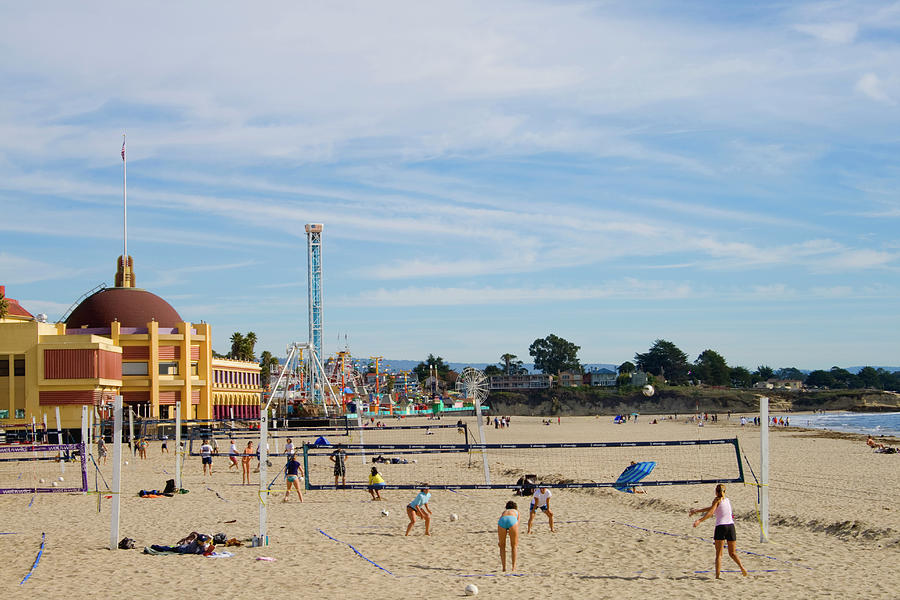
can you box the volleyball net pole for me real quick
[258,399,269,546]
[109,394,123,550]
[54,407,65,475]
[473,397,490,485]
[760,396,770,543]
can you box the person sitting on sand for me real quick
[497,500,519,572]
[689,484,748,579]
[867,435,886,450]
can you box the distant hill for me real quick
[367,360,619,374]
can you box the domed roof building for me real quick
[0,255,261,430]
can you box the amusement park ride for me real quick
[262,223,488,420]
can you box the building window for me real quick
[159,362,179,376]
[15,409,25,419]
[0,409,8,419]
[122,362,149,376]
[14,357,25,377]
[0,356,8,377]
[191,362,199,376]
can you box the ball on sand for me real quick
[465,583,478,596]
[450,513,459,522]
[642,384,655,397]
[58,476,65,482]
[124,461,129,465]
[39,478,45,484]
[381,509,389,517]
[52,481,58,487]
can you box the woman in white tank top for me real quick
[689,484,748,579]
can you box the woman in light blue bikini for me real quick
[497,500,519,572]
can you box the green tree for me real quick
[229,332,244,360]
[483,365,502,376]
[528,334,581,375]
[729,366,752,388]
[0,291,8,319]
[830,367,861,389]
[856,366,881,389]
[413,354,451,382]
[634,339,690,384]
[242,331,258,362]
[259,350,279,389]
[776,367,805,381]
[754,365,775,381]
[694,349,730,386]
[617,361,636,375]
[804,369,834,388]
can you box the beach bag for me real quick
[163,479,176,495]
[213,533,227,545]
[118,537,135,550]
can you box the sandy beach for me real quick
[2,415,898,599]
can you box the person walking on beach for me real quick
[330,443,347,487]
[241,441,253,485]
[368,466,385,500]
[228,439,239,470]
[97,437,108,465]
[200,438,214,476]
[497,500,520,571]
[689,484,748,579]
[527,484,555,533]
[283,452,304,502]
[405,486,432,536]
[161,435,169,454]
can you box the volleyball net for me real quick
[0,443,88,494]
[188,423,468,457]
[302,438,743,490]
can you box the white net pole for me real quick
[473,398,491,485]
[128,409,134,456]
[175,404,182,490]
[109,394,123,550]
[55,407,65,474]
[258,402,269,545]
[760,397,770,543]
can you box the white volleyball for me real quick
[124,461,129,465]
[58,476,65,482]
[52,481,58,487]
[450,513,459,522]
[39,478,45,484]
[642,384,655,397]
[381,509,389,517]
[465,583,478,596]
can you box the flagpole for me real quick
[122,132,127,260]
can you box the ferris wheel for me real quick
[457,367,490,405]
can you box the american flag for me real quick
[121,137,126,161]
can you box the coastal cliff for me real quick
[486,387,900,416]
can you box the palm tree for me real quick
[242,331,258,362]
[229,332,244,359]
[500,353,518,376]
[0,291,8,319]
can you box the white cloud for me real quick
[794,22,859,44]
[0,252,85,285]
[855,73,894,104]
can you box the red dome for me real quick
[66,287,183,329]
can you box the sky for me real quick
[1,1,899,371]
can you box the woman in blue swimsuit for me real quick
[497,500,519,572]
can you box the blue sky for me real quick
[1,1,899,371]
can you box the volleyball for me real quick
[58,476,65,482]
[449,513,459,522]
[124,461,129,465]
[51,481,58,487]
[39,478,45,484]
[381,509,389,517]
[465,583,479,596]
[642,384,655,397]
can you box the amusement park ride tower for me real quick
[306,223,324,404]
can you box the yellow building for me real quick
[0,257,260,430]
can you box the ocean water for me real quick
[797,412,900,437]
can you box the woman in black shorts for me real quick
[689,484,748,579]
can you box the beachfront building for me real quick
[587,368,617,387]
[558,371,582,387]
[0,258,260,430]
[630,370,649,387]
[490,374,552,391]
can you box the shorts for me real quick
[368,483,385,490]
[530,502,548,512]
[334,464,346,477]
[286,474,302,483]
[202,456,212,465]
[714,524,736,541]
